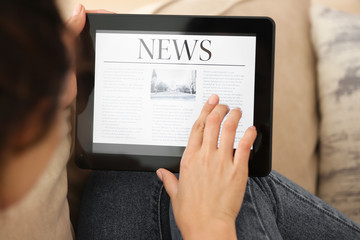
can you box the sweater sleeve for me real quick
[0,109,74,240]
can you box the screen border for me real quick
[75,13,275,177]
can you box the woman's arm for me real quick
[157,94,257,239]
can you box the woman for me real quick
[0,1,359,239]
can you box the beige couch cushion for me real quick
[136,0,319,193]
[58,0,161,18]
[311,4,360,224]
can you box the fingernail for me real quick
[156,170,163,181]
[234,107,242,112]
[208,94,218,104]
[73,3,83,16]
[251,126,256,130]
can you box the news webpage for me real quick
[93,31,256,153]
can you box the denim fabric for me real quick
[76,171,171,240]
[77,171,360,240]
[170,171,360,239]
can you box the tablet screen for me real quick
[92,30,256,156]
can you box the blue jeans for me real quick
[76,171,360,239]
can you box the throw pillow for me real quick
[311,5,360,224]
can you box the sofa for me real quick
[58,0,359,233]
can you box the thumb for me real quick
[66,4,86,38]
[157,169,178,199]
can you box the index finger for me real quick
[186,94,219,151]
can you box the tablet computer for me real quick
[75,13,275,177]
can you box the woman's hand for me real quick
[60,4,86,109]
[157,94,257,240]
[61,4,115,109]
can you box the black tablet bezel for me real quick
[75,13,275,177]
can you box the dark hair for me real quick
[0,0,70,156]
